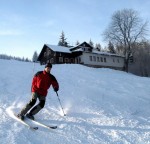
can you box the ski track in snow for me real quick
[0,59,150,144]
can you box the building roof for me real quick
[45,44,124,57]
[70,41,93,51]
[92,50,124,58]
[37,43,124,61]
[46,44,71,53]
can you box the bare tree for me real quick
[103,9,148,72]
[129,41,150,77]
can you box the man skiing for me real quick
[17,63,59,120]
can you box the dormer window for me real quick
[82,47,89,52]
[82,48,85,51]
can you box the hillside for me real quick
[0,59,150,144]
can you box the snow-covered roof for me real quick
[46,44,72,53]
[92,50,124,57]
[71,49,124,58]
[45,44,124,57]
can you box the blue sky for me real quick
[0,0,150,59]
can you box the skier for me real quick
[17,63,59,120]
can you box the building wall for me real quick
[80,52,124,69]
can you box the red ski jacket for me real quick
[31,70,59,96]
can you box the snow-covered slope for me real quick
[0,59,150,144]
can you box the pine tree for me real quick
[32,51,38,62]
[76,40,80,46]
[58,31,68,47]
[89,39,94,47]
[108,41,116,54]
[95,43,101,51]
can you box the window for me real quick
[76,57,81,63]
[104,58,106,62]
[48,50,51,55]
[65,58,69,63]
[89,56,92,61]
[82,48,89,52]
[76,58,78,63]
[117,59,120,63]
[44,52,46,57]
[47,60,50,63]
[70,58,74,63]
[101,57,103,62]
[93,56,96,61]
[97,57,100,62]
[50,58,54,63]
[59,57,63,62]
[78,57,81,63]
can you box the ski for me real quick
[26,117,57,129]
[14,114,38,130]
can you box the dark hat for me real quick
[45,63,52,68]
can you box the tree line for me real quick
[0,54,31,62]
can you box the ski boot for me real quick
[26,113,34,120]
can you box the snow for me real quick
[0,59,150,144]
[92,50,124,57]
[46,44,71,53]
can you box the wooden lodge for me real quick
[37,42,125,70]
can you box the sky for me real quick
[0,0,150,59]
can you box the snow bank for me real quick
[0,59,150,144]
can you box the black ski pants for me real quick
[20,92,46,116]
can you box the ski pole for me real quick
[32,61,35,76]
[56,92,66,116]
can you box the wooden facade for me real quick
[37,44,82,65]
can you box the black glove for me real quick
[54,87,59,92]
